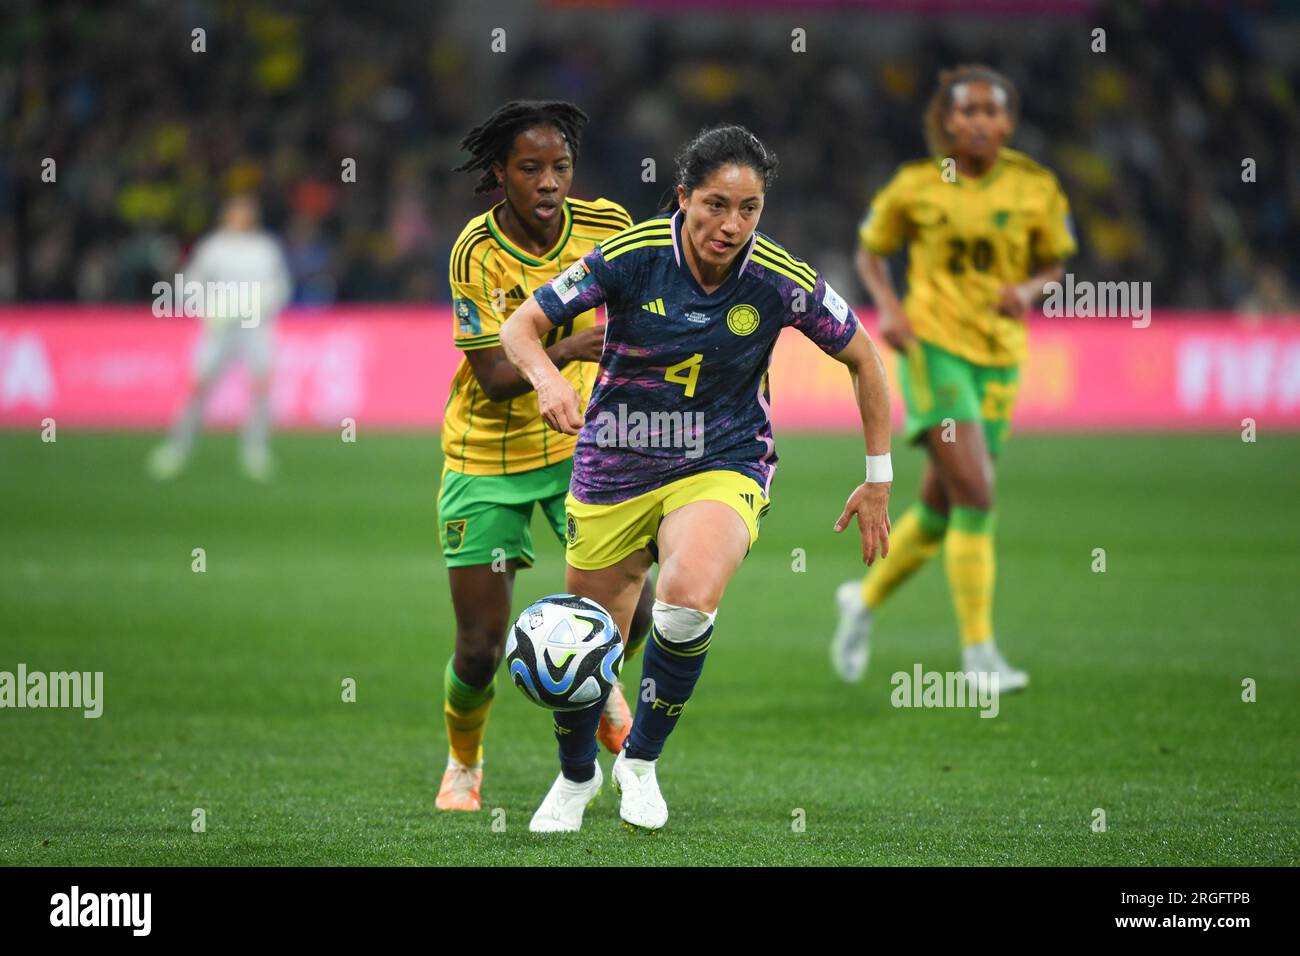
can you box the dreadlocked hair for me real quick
[453,100,590,195]
[923,65,1020,158]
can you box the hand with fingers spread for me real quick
[536,371,584,435]
[834,481,892,565]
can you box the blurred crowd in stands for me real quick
[2,0,1297,313]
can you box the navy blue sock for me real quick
[554,700,604,782]
[625,624,712,761]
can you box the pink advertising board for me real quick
[0,306,1297,431]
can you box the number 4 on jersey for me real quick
[664,353,703,398]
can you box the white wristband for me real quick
[865,453,893,483]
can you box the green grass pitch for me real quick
[1,430,1297,866]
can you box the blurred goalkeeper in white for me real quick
[148,194,292,481]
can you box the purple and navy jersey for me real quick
[533,209,861,504]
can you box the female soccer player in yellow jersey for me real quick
[502,125,893,832]
[831,65,1077,690]
[435,101,654,811]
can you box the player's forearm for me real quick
[856,248,903,315]
[845,330,892,457]
[501,297,565,390]
[474,340,578,403]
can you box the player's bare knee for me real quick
[455,614,508,659]
[656,578,722,615]
[453,641,500,687]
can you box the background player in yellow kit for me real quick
[436,101,653,811]
[831,66,1076,691]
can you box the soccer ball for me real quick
[505,594,623,711]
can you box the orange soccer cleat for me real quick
[435,758,483,811]
[597,681,633,754]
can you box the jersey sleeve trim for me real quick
[455,332,502,351]
[753,236,817,287]
[535,254,607,326]
[599,219,673,257]
[605,236,673,262]
[450,225,492,284]
[568,198,634,232]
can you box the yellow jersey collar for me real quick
[950,150,1008,190]
[486,200,573,266]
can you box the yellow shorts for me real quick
[564,470,771,571]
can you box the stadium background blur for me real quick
[4,0,1298,315]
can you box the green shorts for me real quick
[437,459,571,568]
[897,340,1021,457]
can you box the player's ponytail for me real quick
[923,65,1020,158]
[669,124,779,208]
[454,100,590,195]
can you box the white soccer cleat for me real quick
[612,750,668,831]
[146,443,187,481]
[830,580,873,682]
[962,640,1029,694]
[528,763,603,833]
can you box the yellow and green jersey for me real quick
[859,147,1076,367]
[443,197,633,475]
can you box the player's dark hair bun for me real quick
[673,124,779,198]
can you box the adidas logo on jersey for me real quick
[641,298,666,315]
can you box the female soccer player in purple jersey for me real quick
[501,125,894,832]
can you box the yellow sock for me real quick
[444,658,494,767]
[862,503,947,610]
[445,699,493,766]
[944,507,995,646]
